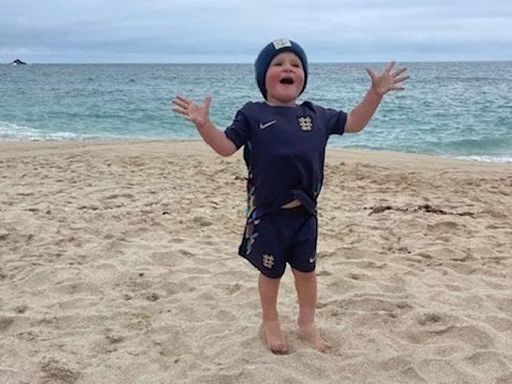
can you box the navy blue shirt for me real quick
[225,101,346,222]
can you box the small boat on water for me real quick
[10,59,27,65]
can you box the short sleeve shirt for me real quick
[225,101,346,221]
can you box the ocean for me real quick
[1,62,511,163]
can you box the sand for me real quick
[0,140,511,384]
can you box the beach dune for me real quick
[1,140,511,384]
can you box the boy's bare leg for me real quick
[258,273,288,354]
[292,268,327,352]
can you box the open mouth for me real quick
[279,77,294,85]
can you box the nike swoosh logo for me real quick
[259,120,276,129]
[309,256,316,263]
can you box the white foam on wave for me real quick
[456,155,512,164]
[0,121,83,141]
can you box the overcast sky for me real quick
[1,0,512,63]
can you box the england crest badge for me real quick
[298,116,313,131]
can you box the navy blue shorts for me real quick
[238,206,318,278]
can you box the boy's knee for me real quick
[259,272,282,283]
[292,268,316,282]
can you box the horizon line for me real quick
[2,59,512,65]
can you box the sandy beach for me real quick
[1,140,511,384]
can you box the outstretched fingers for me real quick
[394,66,408,77]
[365,67,377,81]
[171,94,212,127]
[391,85,406,92]
[393,67,409,84]
[384,62,409,91]
[203,96,212,111]
[366,61,409,96]
[383,61,396,74]
[171,95,191,112]
[174,94,190,104]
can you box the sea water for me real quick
[1,62,511,163]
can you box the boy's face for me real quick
[265,52,305,106]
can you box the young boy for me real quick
[172,38,408,354]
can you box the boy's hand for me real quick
[366,62,409,97]
[172,95,212,128]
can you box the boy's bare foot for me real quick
[261,320,288,354]
[298,323,328,352]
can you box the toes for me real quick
[270,342,289,354]
[260,322,288,354]
[299,325,328,352]
[313,339,328,353]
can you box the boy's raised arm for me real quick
[172,95,237,157]
[345,61,409,133]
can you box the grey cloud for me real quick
[1,1,511,63]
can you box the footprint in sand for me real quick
[41,359,81,384]
[464,351,511,377]
[0,316,15,331]
[416,359,479,383]
[408,320,493,350]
